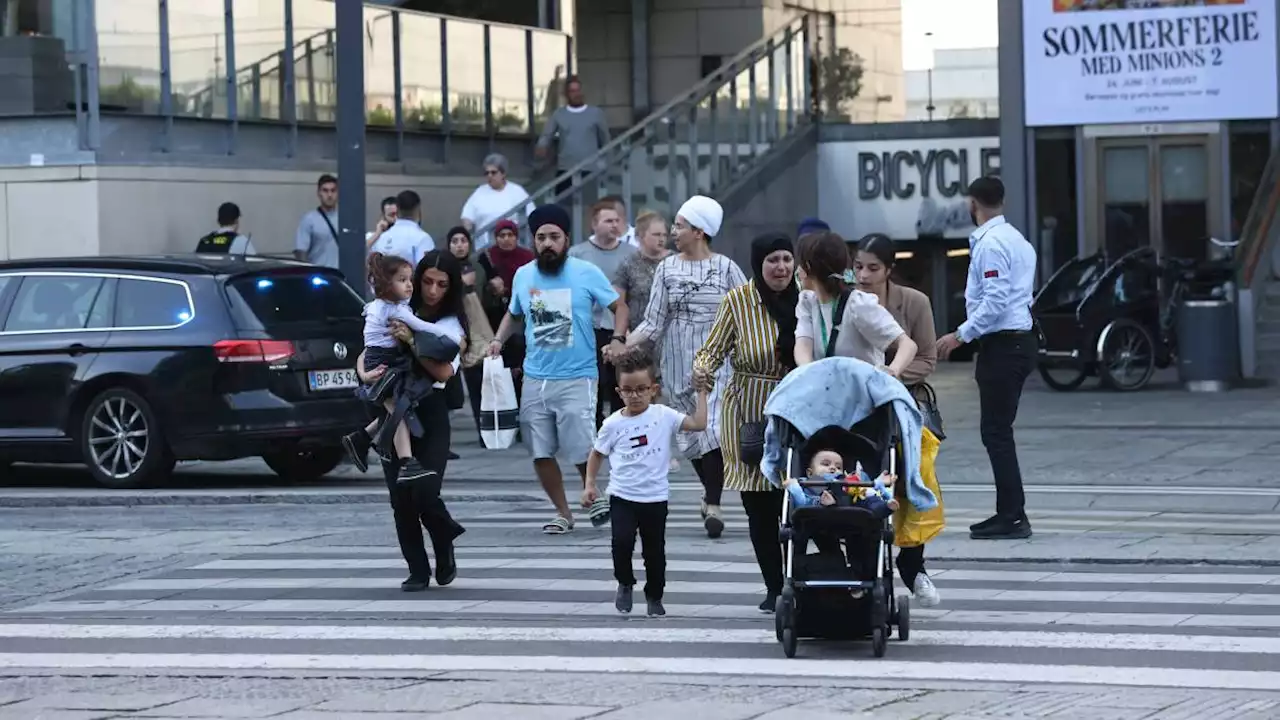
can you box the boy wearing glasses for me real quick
[582,348,708,617]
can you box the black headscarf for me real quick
[750,232,799,371]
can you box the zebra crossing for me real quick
[2,506,1280,692]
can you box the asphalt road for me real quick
[1,499,1280,719]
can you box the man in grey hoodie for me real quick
[536,76,611,200]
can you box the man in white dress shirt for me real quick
[370,190,432,267]
[936,176,1037,541]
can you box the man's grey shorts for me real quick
[519,377,597,465]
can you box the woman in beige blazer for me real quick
[853,233,945,609]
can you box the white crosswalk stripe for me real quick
[3,510,1280,691]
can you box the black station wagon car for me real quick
[0,255,369,488]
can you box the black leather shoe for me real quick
[435,547,457,587]
[970,515,1033,540]
[400,574,431,592]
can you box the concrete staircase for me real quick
[473,13,822,254]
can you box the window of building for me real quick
[4,275,106,332]
[114,278,193,329]
[1034,132,1080,278]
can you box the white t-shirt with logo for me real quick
[594,404,686,503]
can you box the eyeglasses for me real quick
[616,385,655,397]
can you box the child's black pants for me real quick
[610,495,669,601]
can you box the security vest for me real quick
[196,230,237,254]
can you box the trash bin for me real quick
[1176,299,1239,392]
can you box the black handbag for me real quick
[912,381,946,441]
[363,367,399,405]
[738,419,767,467]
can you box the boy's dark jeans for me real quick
[610,495,669,601]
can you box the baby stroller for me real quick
[773,409,910,659]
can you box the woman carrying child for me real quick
[343,252,465,484]
[353,251,469,592]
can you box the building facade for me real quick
[0,0,900,263]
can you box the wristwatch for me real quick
[611,335,626,344]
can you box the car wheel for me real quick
[262,445,344,482]
[80,388,174,489]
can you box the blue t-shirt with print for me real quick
[509,256,619,380]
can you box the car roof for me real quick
[0,254,342,277]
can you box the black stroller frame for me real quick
[772,405,910,659]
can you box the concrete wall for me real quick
[0,165,478,261]
[573,0,903,126]
[715,124,820,272]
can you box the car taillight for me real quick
[214,339,295,364]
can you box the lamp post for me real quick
[925,31,935,121]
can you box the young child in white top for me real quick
[345,252,461,484]
[583,348,708,618]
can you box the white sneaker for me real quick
[912,573,940,608]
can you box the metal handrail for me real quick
[1239,148,1280,290]
[472,13,815,242]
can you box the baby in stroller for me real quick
[783,445,898,517]
[783,426,897,600]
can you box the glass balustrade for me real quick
[79,0,571,137]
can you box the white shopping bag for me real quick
[480,356,519,450]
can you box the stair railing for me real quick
[472,12,825,249]
[1235,146,1280,377]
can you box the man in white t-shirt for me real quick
[370,190,431,266]
[581,350,709,618]
[461,153,536,250]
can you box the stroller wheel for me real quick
[871,625,887,658]
[774,590,794,643]
[896,594,911,642]
[781,626,798,659]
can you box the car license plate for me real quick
[308,368,359,392]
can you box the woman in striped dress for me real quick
[614,196,747,539]
[693,233,800,613]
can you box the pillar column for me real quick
[335,0,366,293]
[996,0,1028,235]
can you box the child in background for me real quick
[583,348,708,618]
[343,252,461,483]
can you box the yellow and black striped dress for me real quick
[694,281,789,493]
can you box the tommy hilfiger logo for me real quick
[627,435,649,449]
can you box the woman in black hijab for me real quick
[751,232,801,373]
[693,231,801,612]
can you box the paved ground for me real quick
[1,492,1279,718]
[3,365,1280,717]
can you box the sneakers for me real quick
[701,501,724,539]
[912,573,941,608]
[758,592,779,614]
[400,574,430,592]
[615,584,634,614]
[341,429,372,472]
[970,514,1033,540]
[646,599,666,617]
[396,458,432,484]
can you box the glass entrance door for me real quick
[1096,135,1215,261]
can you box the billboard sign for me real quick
[1025,0,1278,126]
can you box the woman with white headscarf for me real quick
[607,195,747,539]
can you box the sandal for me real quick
[542,516,574,535]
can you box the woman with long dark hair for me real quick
[355,250,468,592]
